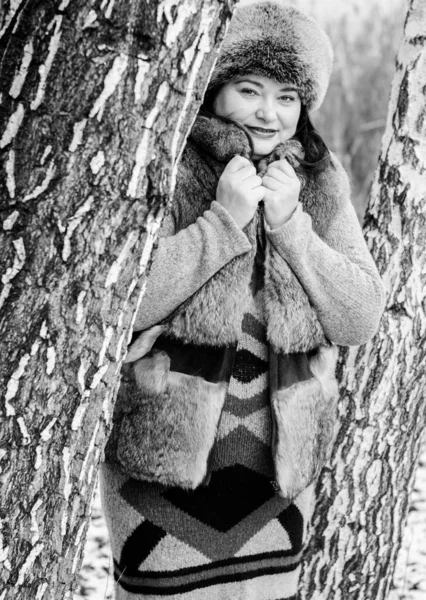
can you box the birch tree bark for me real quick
[0,1,234,598]
[300,0,426,597]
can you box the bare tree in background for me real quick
[300,0,426,597]
[0,1,234,597]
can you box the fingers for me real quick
[226,155,252,173]
[268,159,296,178]
[225,156,258,183]
[263,166,289,185]
[245,174,263,188]
[216,157,265,229]
[262,174,282,192]
[252,186,266,202]
[239,167,259,183]
[263,160,300,193]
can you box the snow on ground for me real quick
[74,488,114,600]
[75,441,426,600]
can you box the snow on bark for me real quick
[22,159,56,202]
[0,0,234,598]
[170,2,218,164]
[0,237,26,312]
[4,149,16,198]
[127,81,170,197]
[30,15,63,111]
[0,102,25,149]
[0,0,26,39]
[300,1,426,597]
[9,38,34,99]
[68,119,88,152]
[89,53,129,121]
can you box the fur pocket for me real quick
[116,350,228,489]
[271,346,338,500]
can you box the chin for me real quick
[251,142,276,160]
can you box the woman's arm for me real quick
[266,175,385,346]
[133,201,251,331]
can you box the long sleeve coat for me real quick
[106,114,385,500]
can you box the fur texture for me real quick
[208,2,333,112]
[124,325,164,363]
[271,346,338,499]
[117,352,227,489]
[162,220,257,345]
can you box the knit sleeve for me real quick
[133,200,252,331]
[265,162,385,346]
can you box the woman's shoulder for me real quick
[300,151,353,230]
[304,151,351,202]
[327,151,351,195]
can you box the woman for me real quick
[101,3,385,599]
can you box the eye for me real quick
[279,94,296,103]
[239,87,259,97]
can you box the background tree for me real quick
[0,0,234,598]
[300,0,426,597]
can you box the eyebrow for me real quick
[234,78,298,93]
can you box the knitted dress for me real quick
[100,249,315,600]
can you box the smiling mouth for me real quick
[246,126,278,138]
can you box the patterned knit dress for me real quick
[100,252,315,600]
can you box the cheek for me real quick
[280,107,301,132]
[214,92,252,121]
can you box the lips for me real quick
[246,126,278,138]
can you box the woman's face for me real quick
[213,74,302,160]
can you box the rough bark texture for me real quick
[0,1,234,598]
[300,1,426,598]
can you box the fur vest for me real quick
[106,115,342,501]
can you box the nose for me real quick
[255,99,277,123]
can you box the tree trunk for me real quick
[300,0,426,597]
[0,1,234,598]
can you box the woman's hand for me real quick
[262,159,301,230]
[216,156,265,229]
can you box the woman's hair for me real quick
[201,86,331,173]
[294,105,331,172]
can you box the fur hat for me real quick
[208,2,333,112]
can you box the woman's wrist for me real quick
[264,205,298,231]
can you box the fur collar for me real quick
[189,114,252,162]
[189,113,306,177]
